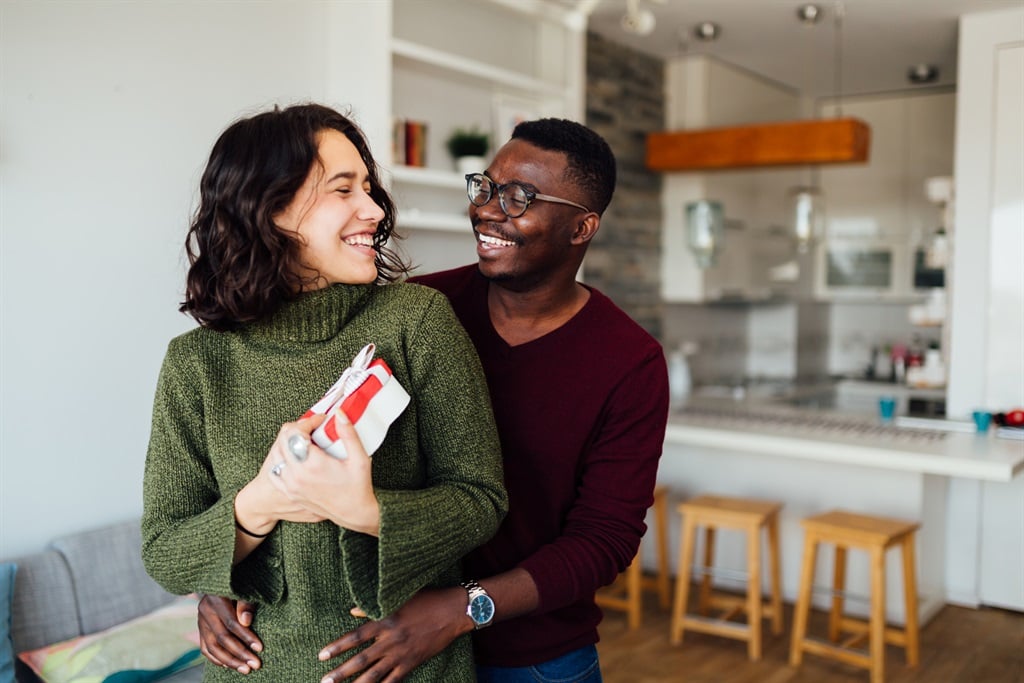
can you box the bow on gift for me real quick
[304,343,411,459]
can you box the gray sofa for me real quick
[7,519,203,683]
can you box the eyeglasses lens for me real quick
[467,175,493,207]
[502,186,529,217]
[466,174,530,218]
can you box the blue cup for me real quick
[972,410,992,432]
[878,396,897,422]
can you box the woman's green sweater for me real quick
[142,282,506,682]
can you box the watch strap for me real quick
[460,579,494,629]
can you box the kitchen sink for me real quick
[783,388,837,409]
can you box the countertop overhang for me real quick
[665,402,1024,482]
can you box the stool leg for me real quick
[869,545,886,683]
[654,492,672,609]
[767,513,783,636]
[829,545,848,643]
[746,520,763,661]
[698,526,716,615]
[671,516,697,645]
[901,534,920,667]
[625,553,642,630]
[789,532,818,667]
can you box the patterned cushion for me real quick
[17,594,202,683]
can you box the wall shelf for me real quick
[389,165,465,190]
[398,209,470,233]
[391,38,564,97]
[384,0,583,273]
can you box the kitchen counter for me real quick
[666,399,1024,482]
[650,397,1024,625]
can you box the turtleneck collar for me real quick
[246,283,375,344]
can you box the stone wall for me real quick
[584,31,665,339]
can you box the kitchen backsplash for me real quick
[827,301,941,376]
[662,302,749,384]
[663,298,939,384]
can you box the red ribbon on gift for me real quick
[306,343,410,459]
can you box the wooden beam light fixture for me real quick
[646,117,870,172]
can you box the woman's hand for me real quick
[266,409,381,536]
[235,414,329,537]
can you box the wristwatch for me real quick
[460,579,495,629]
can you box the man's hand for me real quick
[197,595,263,674]
[318,588,470,683]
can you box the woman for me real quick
[142,103,507,681]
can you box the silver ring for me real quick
[287,434,309,462]
[271,462,286,477]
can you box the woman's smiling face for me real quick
[275,129,385,290]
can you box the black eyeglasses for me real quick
[465,173,590,218]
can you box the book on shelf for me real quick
[391,117,405,166]
[392,117,428,167]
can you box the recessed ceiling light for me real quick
[907,64,939,84]
[796,4,823,24]
[693,21,720,41]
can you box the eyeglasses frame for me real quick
[465,173,591,218]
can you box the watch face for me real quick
[470,595,494,624]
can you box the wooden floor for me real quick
[596,590,1024,682]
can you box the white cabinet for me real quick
[948,6,1024,614]
[383,0,585,273]
[980,475,1024,612]
[811,239,923,302]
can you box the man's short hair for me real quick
[511,118,616,215]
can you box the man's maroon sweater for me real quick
[412,265,669,667]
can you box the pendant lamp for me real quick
[685,200,725,268]
[787,2,844,252]
[790,184,824,253]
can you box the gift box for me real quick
[304,343,410,459]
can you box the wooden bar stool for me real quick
[595,485,671,629]
[789,510,920,683]
[669,494,783,661]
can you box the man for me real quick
[197,118,669,682]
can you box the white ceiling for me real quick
[558,0,1022,98]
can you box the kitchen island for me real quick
[648,398,1024,627]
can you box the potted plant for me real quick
[446,126,490,175]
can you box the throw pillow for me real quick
[17,594,202,683]
[1,562,17,683]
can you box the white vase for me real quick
[455,155,487,176]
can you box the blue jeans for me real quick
[476,644,603,683]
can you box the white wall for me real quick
[947,8,1024,419]
[0,0,383,557]
[944,4,1024,613]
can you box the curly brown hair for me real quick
[180,103,409,330]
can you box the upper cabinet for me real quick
[384,0,585,273]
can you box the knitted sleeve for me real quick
[339,291,508,618]
[140,337,283,604]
